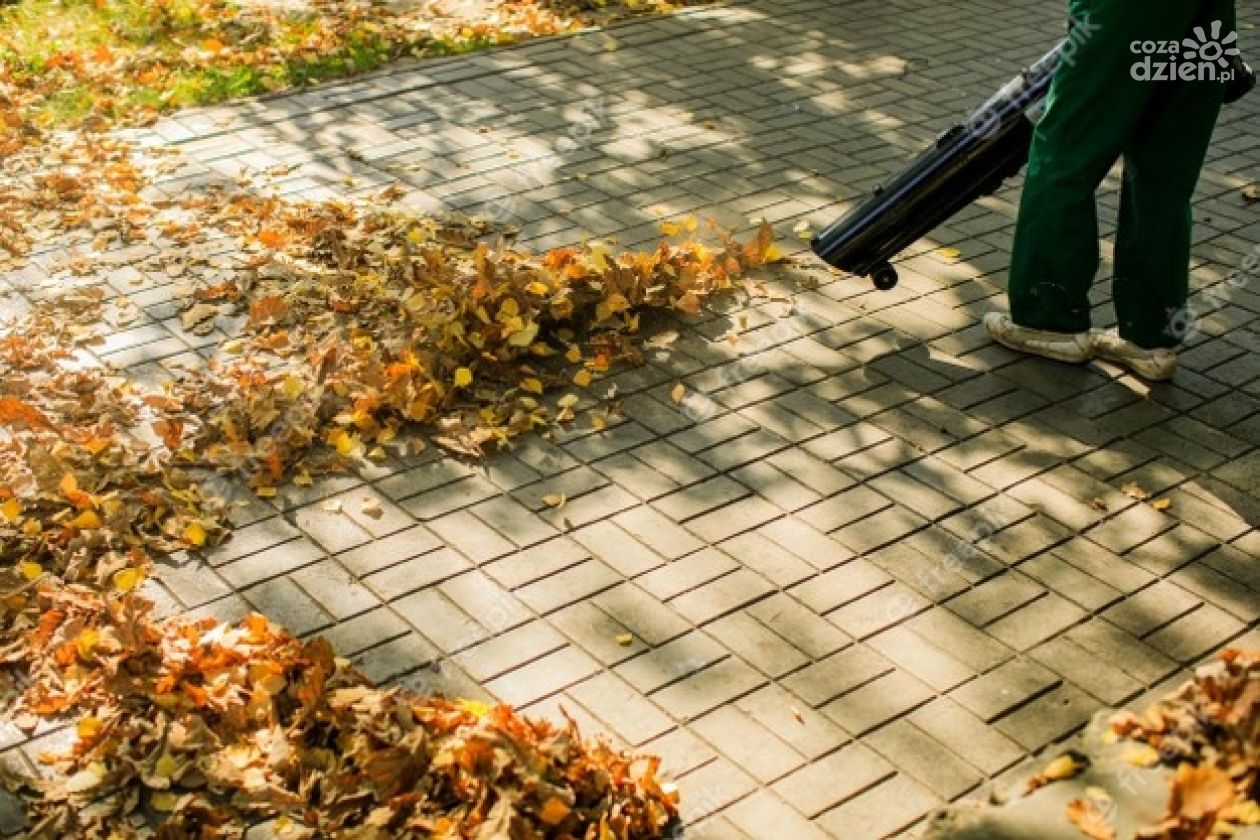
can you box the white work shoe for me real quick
[1091,329,1178,381]
[983,312,1094,364]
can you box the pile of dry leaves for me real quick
[5,585,677,838]
[2,71,777,834]
[1039,649,1260,840]
[1101,649,1259,839]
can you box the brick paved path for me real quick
[5,0,1260,836]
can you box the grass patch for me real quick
[0,0,579,128]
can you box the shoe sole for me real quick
[987,330,1093,365]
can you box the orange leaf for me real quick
[1170,763,1234,822]
[1066,798,1116,840]
[152,419,185,450]
[59,473,94,509]
[257,228,287,249]
[0,395,50,429]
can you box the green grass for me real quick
[0,0,529,128]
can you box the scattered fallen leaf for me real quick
[1067,797,1116,840]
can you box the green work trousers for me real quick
[1008,0,1235,348]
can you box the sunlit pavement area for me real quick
[3,0,1260,836]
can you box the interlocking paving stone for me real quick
[772,742,895,818]
[28,0,1258,834]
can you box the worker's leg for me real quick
[1111,0,1233,348]
[1007,0,1211,334]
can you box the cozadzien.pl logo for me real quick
[1130,21,1240,82]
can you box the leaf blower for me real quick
[811,42,1255,290]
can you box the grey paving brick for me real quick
[594,583,691,647]
[363,548,472,599]
[747,593,853,661]
[393,588,487,654]
[675,757,759,824]
[484,646,601,707]
[798,484,893,533]
[242,576,333,637]
[653,475,751,523]
[782,645,892,708]
[692,705,805,783]
[427,509,518,564]
[616,631,728,694]
[949,657,1059,723]
[718,531,816,588]
[815,772,940,839]
[516,558,622,614]
[570,520,665,577]
[321,608,411,656]
[652,656,766,721]
[993,683,1101,752]
[290,559,381,620]
[866,719,984,800]
[1144,603,1247,663]
[791,558,892,614]
[614,503,707,559]
[1101,580,1203,637]
[567,672,675,746]
[758,516,855,571]
[909,697,1026,776]
[351,633,440,684]
[772,743,895,818]
[724,790,834,840]
[451,620,567,682]
[867,626,976,692]
[217,537,324,588]
[1029,636,1142,706]
[685,495,782,543]
[336,526,443,577]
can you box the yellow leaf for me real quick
[454,367,473,388]
[573,370,593,388]
[670,382,686,404]
[255,486,277,498]
[1122,744,1161,767]
[76,628,99,660]
[522,378,543,395]
[154,753,180,778]
[112,567,144,593]
[76,716,102,742]
[1043,754,1084,781]
[936,246,963,260]
[150,791,180,812]
[183,522,207,547]
[0,498,19,523]
[69,509,102,530]
[542,493,567,509]
[615,633,634,646]
[526,280,550,296]
[659,220,682,236]
[565,345,583,364]
[763,243,784,263]
[19,561,42,581]
[1151,497,1172,511]
[1223,800,1260,825]
[456,699,491,718]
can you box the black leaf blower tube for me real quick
[811,44,1255,291]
